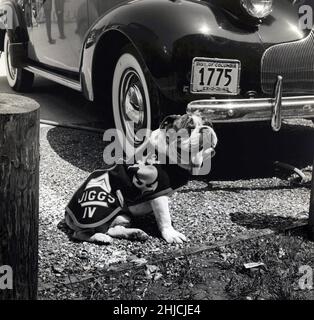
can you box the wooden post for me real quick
[0,94,40,300]
[309,157,314,241]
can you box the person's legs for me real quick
[43,0,55,44]
[55,0,65,38]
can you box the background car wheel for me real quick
[112,46,162,159]
[4,34,34,92]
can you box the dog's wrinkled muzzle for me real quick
[199,126,218,149]
[149,113,218,175]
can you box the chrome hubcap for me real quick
[124,84,144,127]
[120,69,146,145]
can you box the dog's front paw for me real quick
[161,227,187,244]
[129,230,149,242]
[90,233,113,244]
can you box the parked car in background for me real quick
[0,0,314,156]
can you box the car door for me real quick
[27,0,88,72]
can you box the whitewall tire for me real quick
[112,49,158,159]
[4,34,34,92]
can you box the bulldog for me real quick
[65,113,218,244]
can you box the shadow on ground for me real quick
[46,127,106,172]
[230,211,308,231]
[230,210,313,244]
[211,121,314,180]
[46,120,314,180]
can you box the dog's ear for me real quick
[159,115,181,130]
[174,114,196,131]
[188,111,214,128]
[202,119,214,128]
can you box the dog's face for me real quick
[150,113,218,175]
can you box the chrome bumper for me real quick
[187,76,314,131]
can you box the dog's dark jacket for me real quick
[66,161,190,229]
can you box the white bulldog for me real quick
[65,113,218,244]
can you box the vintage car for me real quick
[0,0,314,154]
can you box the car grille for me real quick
[261,30,314,95]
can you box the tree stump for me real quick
[309,158,314,241]
[0,94,40,300]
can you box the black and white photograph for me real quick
[0,0,314,306]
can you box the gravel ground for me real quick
[38,119,314,299]
[52,232,314,300]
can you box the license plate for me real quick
[191,58,241,95]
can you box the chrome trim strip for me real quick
[187,94,314,130]
[24,66,82,92]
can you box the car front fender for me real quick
[81,0,305,103]
[0,0,28,43]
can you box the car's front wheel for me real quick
[4,34,34,92]
[112,46,161,159]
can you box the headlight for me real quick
[240,0,273,19]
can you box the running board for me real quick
[24,66,82,92]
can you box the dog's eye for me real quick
[134,176,143,185]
